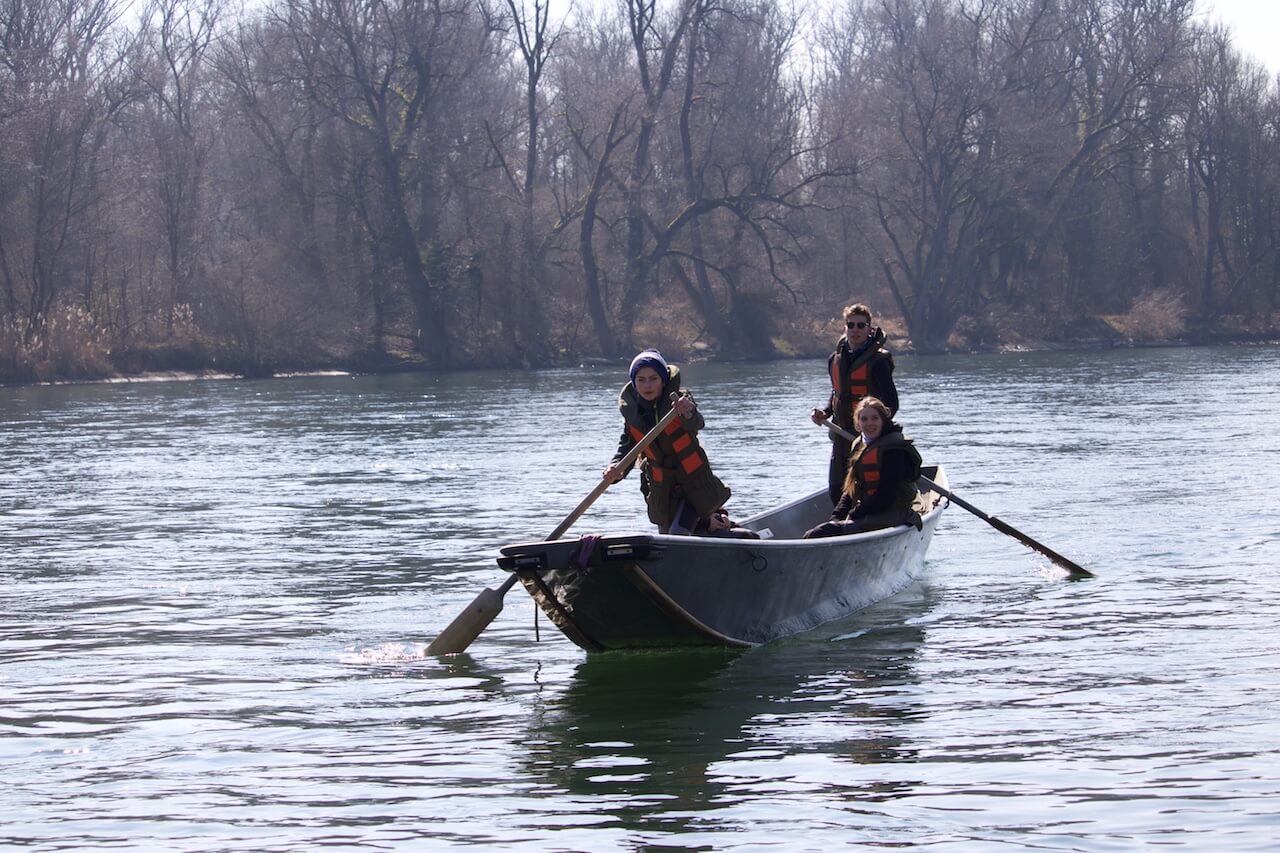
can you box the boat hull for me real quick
[498,467,949,651]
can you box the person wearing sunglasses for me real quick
[809,303,899,506]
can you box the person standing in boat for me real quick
[603,349,749,537]
[810,303,899,506]
[803,396,921,539]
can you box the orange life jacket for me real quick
[853,445,884,498]
[829,344,893,428]
[831,359,873,399]
[616,366,731,526]
[627,418,708,483]
[849,431,922,510]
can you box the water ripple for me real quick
[2,350,1279,850]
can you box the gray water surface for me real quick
[2,346,1278,851]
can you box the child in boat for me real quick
[602,349,757,539]
[803,396,922,539]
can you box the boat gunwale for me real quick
[498,478,949,558]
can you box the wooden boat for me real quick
[496,465,950,651]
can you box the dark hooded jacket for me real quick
[831,422,921,521]
[822,327,898,433]
[610,365,731,528]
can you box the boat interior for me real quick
[734,465,947,541]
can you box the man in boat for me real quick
[804,396,922,538]
[810,303,899,506]
[603,350,756,539]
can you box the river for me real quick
[2,345,1278,851]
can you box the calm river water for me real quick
[2,346,1278,851]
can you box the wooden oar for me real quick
[915,474,1094,578]
[818,417,1094,579]
[425,394,684,655]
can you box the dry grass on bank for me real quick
[0,307,113,384]
[1100,289,1189,342]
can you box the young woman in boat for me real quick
[602,349,755,538]
[803,396,922,539]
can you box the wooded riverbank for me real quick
[7,309,1276,387]
[3,0,1280,387]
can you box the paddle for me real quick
[425,393,685,655]
[818,417,1094,579]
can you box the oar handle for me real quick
[819,416,857,443]
[546,392,683,541]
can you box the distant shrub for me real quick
[1102,289,1188,342]
[0,304,113,384]
[0,317,36,384]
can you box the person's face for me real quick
[845,313,872,346]
[634,366,665,401]
[857,406,884,439]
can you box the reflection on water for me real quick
[525,585,934,827]
[3,347,1280,850]
[529,647,742,815]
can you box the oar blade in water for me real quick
[425,576,517,656]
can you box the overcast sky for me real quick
[1203,0,1280,75]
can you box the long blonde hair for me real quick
[841,396,893,496]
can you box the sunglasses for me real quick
[846,321,869,329]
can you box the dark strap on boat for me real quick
[571,534,601,568]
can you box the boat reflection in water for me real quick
[521,583,936,826]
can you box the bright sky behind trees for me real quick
[1204,0,1280,74]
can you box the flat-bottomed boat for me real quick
[496,465,950,650]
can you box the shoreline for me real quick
[7,335,1279,389]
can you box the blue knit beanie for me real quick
[628,349,669,384]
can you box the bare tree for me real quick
[282,0,502,365]
[0,0,129,348]
[560,0,843,357]
[1180,23,1279,321]
[486,0,565,363]
[135,0,219,331]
